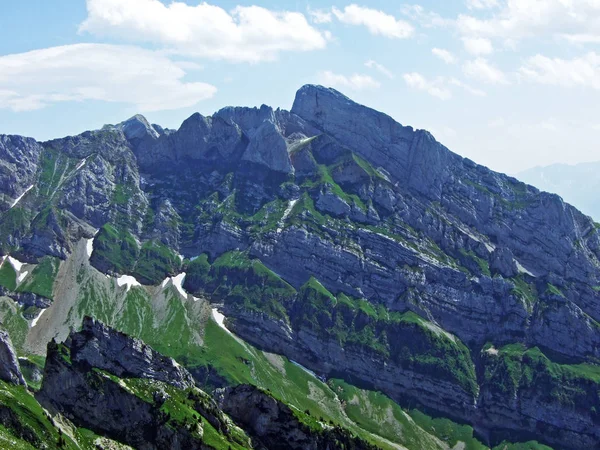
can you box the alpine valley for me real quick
[0,85,598,450]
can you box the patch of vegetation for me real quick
[0,298,29,354]
[545,283,565,298]
[482,343,600,412]
[184,251,295,321]
[0,259,17,291]
[292,280,478,396]
[511,276,538,308]
[90,224,139,274]
[0,380,78,449]
[459,248,491,277]
[132,240,181,285]
[16,256,60,299]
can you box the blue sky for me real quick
[1,0,599,174]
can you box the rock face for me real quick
[1,84,600,448]
[37,319,232,450]
[70,316,195,389]
[216,384,376,450]
[0,330,26,385]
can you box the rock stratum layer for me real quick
[0,85,599,449]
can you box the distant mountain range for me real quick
[518,161,600,220]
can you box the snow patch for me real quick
[178,254,184,262]
[7,256,24,272]
[17,271,29,284]
[162,273,187,298]
[10,185,33,208]
[485,346,499,356]
[85,238,94,258]
[171,273,187,298]
[30,308,47,328]
[212,308,232,334]
[116,275,141,292]
[277,199,298,233]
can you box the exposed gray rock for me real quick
[216,384,376,450]
[0,330,26,385]
[0,135,42,211]
[315,190,350,217]
[241,121,293,174]
[70,316,195,389]
[490,247,518,278]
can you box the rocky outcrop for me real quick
[0,329,26,385]
[0,135,42,211]
[216,384,377,450]
[71,316,195,389]
[37,319,244,450]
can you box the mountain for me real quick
[0,84,598,449]
[517,161,600,220]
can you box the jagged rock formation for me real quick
[37,318,243,450]
[0,329,25,385]
[70,316,195,389]
[216,384,376,450]
[0,85,599,448]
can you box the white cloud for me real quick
[465,0,499,10]
[519,52,600,89]
[462,37,493,55]
[332,4,414,39]
[403,73,452,100]
[463,58,509,84]
[457,0,600,45]
[432,48,456,64]
[0,44,216,112]
[365,60,394,79]
[319,71,381,91]
[308,8,332,24]
[80,0,328,63]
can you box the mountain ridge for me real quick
[0,84,599,449]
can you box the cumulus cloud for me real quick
[463,58,509,84]
[332,4,414,39]
[432,48,456,64]
[462,37,493,55]
[403,73,452,100]
[0,44,216,112]
[365,60,394,79]
[519,52,600,89]
[318,71,381,91]
[79,0,328,63]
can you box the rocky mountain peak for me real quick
[108,114,160,141]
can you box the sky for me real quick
[1,0,600,174]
